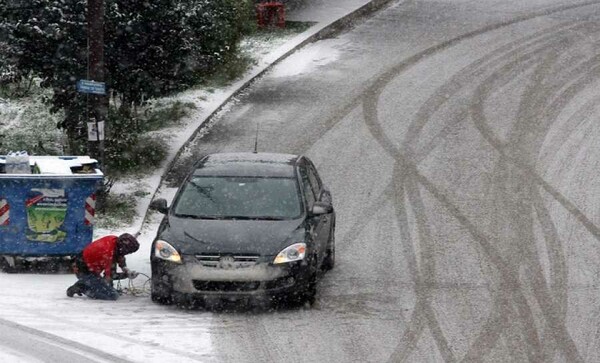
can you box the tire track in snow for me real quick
[359,11,600,363]
[468,25,600,362]
[350,4,600,361]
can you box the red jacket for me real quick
[83,235,118,279]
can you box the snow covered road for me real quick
[0,317,129,363]
[5,0,600,361]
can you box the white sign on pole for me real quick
[87,121,105,141]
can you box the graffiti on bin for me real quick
[25,189,68,243]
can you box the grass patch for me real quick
[199,52,255,88]
[96,193,137,229]
[142,100,197,132]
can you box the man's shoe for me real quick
[66,283,83,297]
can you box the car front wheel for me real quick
[151,275,173,305]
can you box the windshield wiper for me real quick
[189,181,216,204]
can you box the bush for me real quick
[106,134,167,173]
[0,85,65,155]
[104,110,167,173]
[185,0,256,77]
[143,100,196,131]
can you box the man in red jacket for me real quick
[67,233,140,300]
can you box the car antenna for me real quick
[253,122,260,154]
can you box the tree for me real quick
[1,0,89,153]
[105,0,192,115]
[1,0,254,153]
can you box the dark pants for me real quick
[75,273,120,300]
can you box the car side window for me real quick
[299,165,316,204]
[307,165,321,199]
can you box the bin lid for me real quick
[0,155,103,178]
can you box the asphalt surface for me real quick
[165,0,600,362]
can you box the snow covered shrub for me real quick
[0,95,65,155]
[106,134,167,173]
[184,0,255,76]
[104,109,167,173]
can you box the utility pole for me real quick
[87,0,108,209]
[87,0,106,171]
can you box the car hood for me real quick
[159,215,306,256]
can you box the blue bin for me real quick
[0,156,103,257]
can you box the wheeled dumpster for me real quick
[0,156,103,258]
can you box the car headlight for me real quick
[273,243,306,264]
[154,240,182,264]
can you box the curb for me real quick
[136,0,400,234]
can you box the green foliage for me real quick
[105,0,192,105]
[199,51,254,88]
[1,0,257,160]
[96,192,136,228]
[143,100,196,131]
[105,133,167,173]
[104,109,168,173]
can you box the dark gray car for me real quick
[149,153,335,306]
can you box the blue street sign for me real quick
[77,80,106,95]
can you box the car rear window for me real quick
[173,176,302,220]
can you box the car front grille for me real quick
[192,277,296,293]
[195,254,260,268]
[193,280,261,292]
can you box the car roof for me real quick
[193,152,299,178]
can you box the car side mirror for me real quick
[149,198,169,214]
[310,201,333,216]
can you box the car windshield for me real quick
[173,176,302,220]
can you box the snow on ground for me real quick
[0,346,43,363]
[270,40,341,78]
[0,271,216,362]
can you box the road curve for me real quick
[162,1,600,362]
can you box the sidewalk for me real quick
[287,0,375,22]
[98,0,397,240]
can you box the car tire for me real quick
[301,263,318,306]
[302,283,317,306]
[151,277,173,305]
[322,224,335,271]
[0,256,22,273]
[0,256,11,273]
